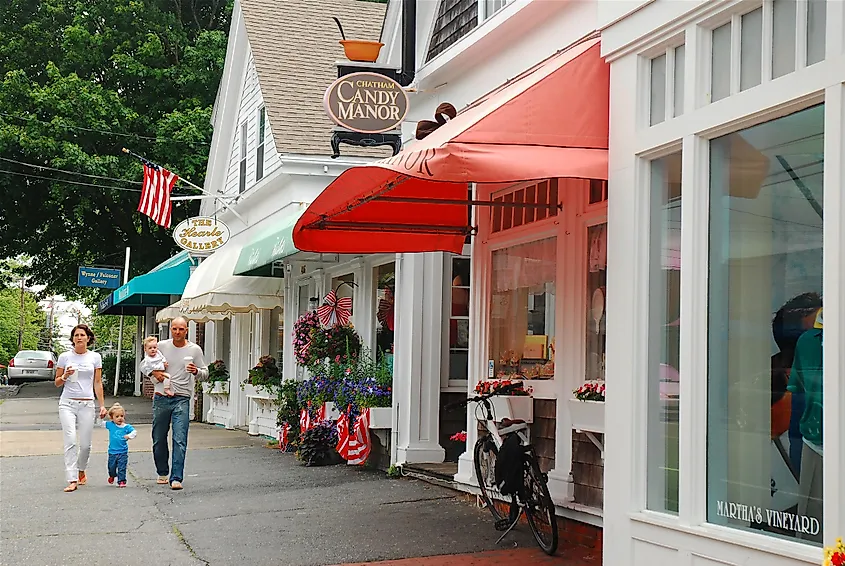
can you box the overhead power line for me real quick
[0,111,211,145]
[0,169,200,198]
[0,156,143,185]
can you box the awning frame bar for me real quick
[372,195,561,210]
[314,219,476,236]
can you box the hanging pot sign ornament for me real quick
[317,289,353,327]
[323,72,409,134]
[173,216,230,254]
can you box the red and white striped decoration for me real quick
[137,163,178,228]
[299,403,312,434]
[316,402,327,423]
[346,408,371,466]
[317,289,352,327]
[279,422,291,451]
[336,407,351,460]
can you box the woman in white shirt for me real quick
[55,324,107,492]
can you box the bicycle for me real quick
[450,383,558,555]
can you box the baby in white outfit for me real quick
[139,336,173,396]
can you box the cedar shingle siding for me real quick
[426,0,478,61]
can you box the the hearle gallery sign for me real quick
[173,216,230,254]
[323,72,409,134]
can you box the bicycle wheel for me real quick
[473,437,506,522]
[522,453,558,555]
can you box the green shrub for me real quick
[101,354,136,396]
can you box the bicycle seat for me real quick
[500,418,525,427]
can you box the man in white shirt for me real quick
[150,317,208,490]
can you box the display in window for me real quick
[374,263,396,375]
[449,257,470,381]
[585,224,607,382]
[707,105,824,544]
[489,238,556,380]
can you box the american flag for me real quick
[300,403,312,434]
[137,162,178,228]
[346,408,371,466]
[336,408,351,460]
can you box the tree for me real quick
[0,0,231,299]
[89,314,137,354]
[0,287,47,363]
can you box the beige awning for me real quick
[155,302,228,323]
[180,243,284,313]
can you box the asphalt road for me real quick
[0,382,539,566]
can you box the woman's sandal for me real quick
[77,472,87,485]
[63,482,78,492]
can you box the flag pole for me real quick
[121,148,246,224]
[114,246,130,397]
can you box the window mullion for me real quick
[761,0,774,82]
[796,0,809,69]
[665,47,676,123]
[730,14,742,95]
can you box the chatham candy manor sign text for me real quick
[323,72,409,134]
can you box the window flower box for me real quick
[568,399,605,434]
[243,383,275,402]
[203,381,229,395]
[488,395,534,424]
[368,407,392,429]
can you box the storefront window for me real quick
[272,306,284,364]
[297,283,311,315]
[647,152,681,514]
[490,238,556,380]
[707,105,824,544]
[586,224,607,381]
[374,263,395,367]
[449,257,470,381]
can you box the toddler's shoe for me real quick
[108,477,115,484]
[118,481,127,488]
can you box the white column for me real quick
[231,313,251,428]
[823,81,845,548]
[393,252,446,464]
[282,275,297,382]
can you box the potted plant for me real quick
[243,355,282,399]
[293,311,320,366]
[569,380,606,434]
[203,360,230,395]
[296,420,342,466]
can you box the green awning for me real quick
[98,251,193,315]
[234,213,301,277]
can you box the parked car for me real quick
[7,350,57,382]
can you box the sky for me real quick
[33,287,91,352]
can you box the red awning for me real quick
[294,36,609,255]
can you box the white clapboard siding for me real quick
[223,52,281,197]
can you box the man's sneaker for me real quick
[170,481,183,490]
[118,481,127,488]
[107,477,115,484]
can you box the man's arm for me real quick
[193,347,209,381]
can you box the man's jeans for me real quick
[152,395,190,483]
[108,452,128,483]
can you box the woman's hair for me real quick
[143,335,159,347]
[69,324,95,346]
[108,402,125,418]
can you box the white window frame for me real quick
[238,121,248,193]
[442,245,472,391]
[256,106,266,182]
[478,0,510,22]
[608,3,845,562]
[644,35,686,128]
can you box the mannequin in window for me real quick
[787,307,823,542]
[770,292,822,473]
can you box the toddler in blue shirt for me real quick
[98,402,137,487]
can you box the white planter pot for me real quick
[367,407,392,429]
[568,399,605,434]
[203,381,229,395]
[242,383,275,401]
[484,396,534,424]
[323,402,342,421]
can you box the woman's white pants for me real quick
[58,399,95,483]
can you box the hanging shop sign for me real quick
[77,266,122,289]
[173,216,230,254]
[323,72,409,134]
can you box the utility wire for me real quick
[0,111,210,145]
[0,169,188,197]
[0,156,143,185]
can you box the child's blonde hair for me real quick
[108,402,125,418]
[143,335,159,348]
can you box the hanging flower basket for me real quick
[340,39,383,63]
